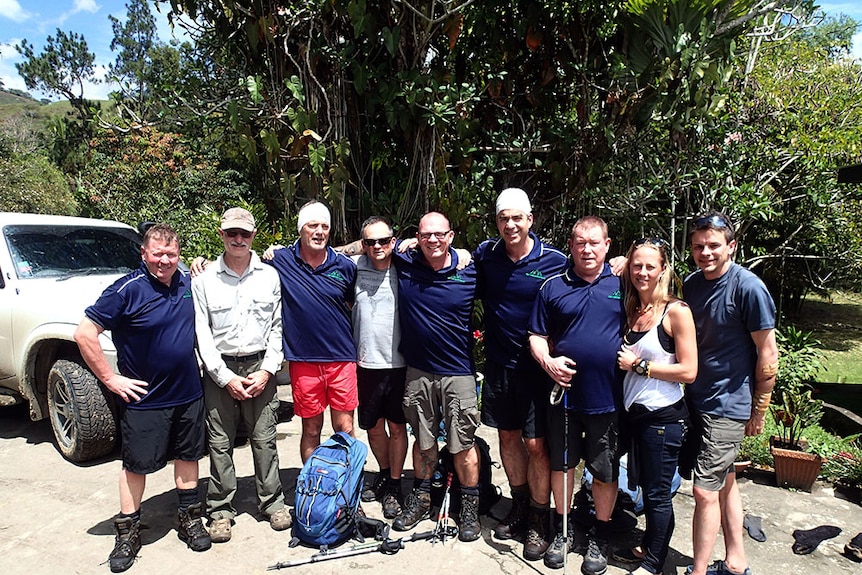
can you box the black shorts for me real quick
[357,366,407,430]
[120,396,207,475]
[480,362,549,438]
[546,407,619,483]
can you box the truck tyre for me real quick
[47,359,118,462]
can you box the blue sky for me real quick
[0,1,861,101]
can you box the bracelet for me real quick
[632,358,651,377]
[752,390,772,414]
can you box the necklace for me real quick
[637,303,654,315]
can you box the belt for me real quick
[221,350,266,363]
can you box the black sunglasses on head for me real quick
[633,237,669,250]
[693,214,730,229]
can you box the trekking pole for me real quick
[435,471,458,543]
[267,530,436,570]
[550,372,570,575]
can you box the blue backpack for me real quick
[291,432,369,548]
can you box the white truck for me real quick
[0,212,144,462]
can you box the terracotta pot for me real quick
[734,460,751,475]
[770,436,822,492]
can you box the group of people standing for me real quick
[74,189,778,575]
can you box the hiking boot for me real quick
[581,528,609,575]
[269,507,292,531]
[458,492,481,542]
[208,517,232,543]
[493,489,529,540]
[361,472,386,502]
[543,530,572,570]
[108,516,141,573]
[381,482,403,519]
[177,502,212,552]
[392,489,431,531]
[523,506,550,561]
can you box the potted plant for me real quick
[769,327,825,491]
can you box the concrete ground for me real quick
[1,386,860,575]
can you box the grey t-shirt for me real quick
[683,262,776,420]
[352,255,405,369]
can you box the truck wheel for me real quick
[47,359,118,462]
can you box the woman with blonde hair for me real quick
[615,238,698,575]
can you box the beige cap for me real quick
[220,207,255,232]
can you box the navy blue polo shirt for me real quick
[268,242,356,362]
[528,263,625,413]
[393,245,478,376]
[474,232,568,370]
[85,263,202,410]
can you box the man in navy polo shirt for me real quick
[389,211,483,542]
[474,188,568,561]
[267,201,358,462]
[529,216,625,573]
[75,224,211,573]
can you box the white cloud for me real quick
[73,0,101,14]
[0,0,32,23]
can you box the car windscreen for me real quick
[4,224,142,279]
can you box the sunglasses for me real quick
[224,229,253,239]
[693,214,730,229]
[362,237,393,247]
[418,231,451,241]
[633,237,669,250]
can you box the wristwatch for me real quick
[632,358,650,377]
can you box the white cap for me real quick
[297,202,331,233]
[495,188,532,216]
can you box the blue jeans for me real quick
[637,420,686,574]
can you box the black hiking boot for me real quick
[581,526,609,575]
[523,506,550,561]
[458,492,481,542]
[493,489,529,540]
[361,472,386,502]
[392,489,431,531]
[108,516,141,573]
[177,502,212,552]
[380,481,403,519]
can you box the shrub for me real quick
[0,154,77,215]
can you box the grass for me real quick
[788,291,862,384]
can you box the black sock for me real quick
[379,467,391,480]
[743,514,767,542]
[118,509,141,523]
[177,487,199,512]
[461,484,480,497]
[413,477,431,494]
[792,525,842,554]
[594,518,611,541]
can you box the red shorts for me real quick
[289,361,358,418]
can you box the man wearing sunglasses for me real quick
[192,207,290,543]
[351,216,408,519]
[683,211,778,575]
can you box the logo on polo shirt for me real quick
[525,269,545,280]
[609,289,622,300]
[447,273,466,283]
[326,270,347,282]
[183,289,192,298]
